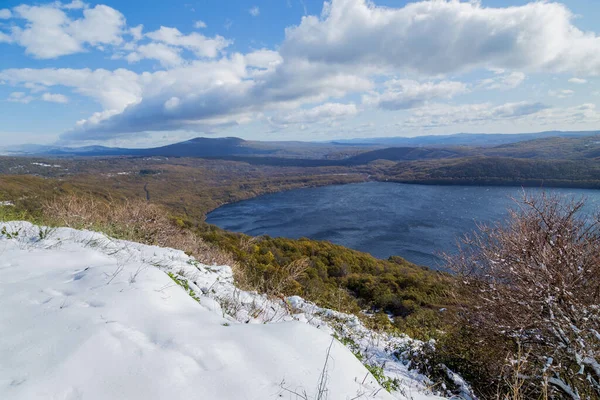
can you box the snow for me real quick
[0,201,14,207]
[0,222,446,400]
[31,162,62,168]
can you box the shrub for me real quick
[198,225,452,328]
[42,194,235,267]
[440,193,600,399]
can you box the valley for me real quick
[2,131,600,399]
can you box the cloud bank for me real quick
[1,0,599,142]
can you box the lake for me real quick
[206,182,600,268]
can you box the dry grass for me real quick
[40,194,309,302]
[43,194,235,266]
[231,255,310,297]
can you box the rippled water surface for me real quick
[206,183,600,268]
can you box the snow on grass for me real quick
[0,222,445,400]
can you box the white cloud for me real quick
[0,32,13,43]
[478,71,525,90]
[529,103,600,126]
[0,9,12,19]
[41,92,69,103]
[249,6,260,17]
[60,1,87,10]
[363,79,468,110]
[548,89,574,98]
[7,92,34,104]
[145,26,231,58]
[194,20,207,29]
[245,49,283,76]
[568,77,587,84]
[0,51,372,140]
[129,24,144,41]
[0,67,142,111]
[282,0,600,76]
[2,0,600,142]
[404,101,551,128]
[164,96,181,110]
[128,43,183,67]
[68,5,125,46]
[24,82,48,93]
[270,102,357,126]
[11,5,83,58]
[7,3,126,58]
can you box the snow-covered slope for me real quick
[0,222,445,400]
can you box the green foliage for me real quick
[364,363,401,393]
[0,225,21,239]
[384,156,600,189]
[334,333,401,393]
[198,224,451,327]
[38,226,54,240]
[0,201,36,224]
[404,325,512,398]
[167,272,202,303]
[333,334,362,358]
[393,307,444,341]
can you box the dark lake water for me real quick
[206,182,600,268]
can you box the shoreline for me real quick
[204,177,600,217]
[205,181,600,268]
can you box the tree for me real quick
[448,193,600,399]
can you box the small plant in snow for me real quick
[364,363,401,393]
[279,339,334,400]
[129,265,147,285]
[1,226,21,239]
[167,272,201,303]
[105,264,125,285]
[334,333,401,393]
[37,226,55,241]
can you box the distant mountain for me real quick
[341,146,466,164]
[335,134,600,164]
[2,137,373,159]
[132,137,273,157]
[332,130,600,147]
[2,144,131,156]
[5,131,600,161]
[3,137,275,158]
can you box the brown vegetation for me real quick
[198,226,452,334]
[417,194,600,399]
[7,153,600,397]
[42,194,235,267]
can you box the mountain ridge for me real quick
[5,130,600,158]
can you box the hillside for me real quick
[0,221,450,400]
[380,157,600,188]
[340,147,467,164]
[481,135,600,159]
[2,137,376,160]
[339,135,600,164]
[332,130,600,147]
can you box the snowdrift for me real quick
[0,222,443,400]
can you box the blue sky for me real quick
[1,0,600,147]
